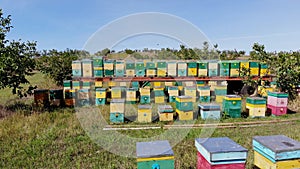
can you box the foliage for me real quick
[250,43,300,99]
[219,49,245,60]
[94,48,110,56]
[37,49,89,86]
[0,9,37,98]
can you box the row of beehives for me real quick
[136,135,300,169]
[72,57,271,78]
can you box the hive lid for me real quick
[253,135,300,153]
[195,137,247,153]
[177,96,192,99]
[138,105,152,109]
[110,99,125,103]
[158,105,174,113]
[198,104,220,110]
[267,92,288,98]
[136,140,174,158]
[225,95,241,99]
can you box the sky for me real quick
[1,0,300,54]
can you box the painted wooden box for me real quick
[267,92,288,107]
[168,86,179,103]
[137,105,152,123]
[177,62,187,77]
[219,61,230,77]
[135,61,145,77]
[154,87,165,104]
[63,80,72,89]
[82,81,91,89]
[188,61,198,77]
[267,104,287,116]
[198,62,208,77]
[93,67,103,77]
[230,61,240,77]
[136,140,174,169]
[249,61,259,76]
[158,105,174,121]
[64,89,76,107]
[214,85,227,96]
[197,81,205,87]
[198,86,211,103]
[198,104,221,120]
[208,61,218,77]
[34,89,49,107]
[157,61,167,77]
[126,88,136,104]
[82,59,93,77]
[175,96,193,111]
[114,60,125,77]
[167,61,177,77]
[253,135,300,169]
[93,56,103,67]
[111,87,122,99]
[184,86,197,102]
[103,59,115,77]
[246,97,266,117]
[176,110,194,121]
[77,89,90,106]
[72,60,82,77]
[110,99,125,123]
[95,88,106,105]
[260,63,270,77]
[139,88,150,104]
[195,137,248,169]
[222,95,242,118]
[94,81,103,88]
[126,61,135,77]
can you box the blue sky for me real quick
[1,0,300,53]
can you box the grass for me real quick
[1,72,300,168]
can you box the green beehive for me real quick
[104,59,115,77]
[154,87,165,103]
[93,56,103,67]
[168,86,179,102]
[219,61,230,77]
[146,61,156,77]
[175,96,193,111]
[63,80,72,89]
[187,62,198,77]
[177,62,187,77]
[249,61,259,76]
[222,95,242,118]
[131,81,139,91]
[198,61,208,77]
[198,86,211,103]
[157,61,167,77]
[82,81,92,89]
[230,61,240,77]
[135,61,145,77]
[140,88,150,104]
[126,61,135,77]
[72,81,82,90]
[146,61,156,69]
[115,60,125,77]
[95,88,106,105]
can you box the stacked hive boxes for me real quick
[195,137,248,169]
[93,56,103,77]
[219,61,230,77]
[72,81,81,89]
[267,92,288,116]
[198,104,221,120]
[154,87,165,103]
[146,61,156,77]
[110,99,125,123]
[158,105,174,121]
[64,89,76,107]
[72,60,82,77]
[246,97,266,117]
[157,61,167,77]
[82,59,93,77]
[230,61,240,77]
[77,89,90,106]
[137,105,152,123]
[136,140,174,169]
[177,62,187,77]
[82,81,92,89]
[49,89,64,107]
[126,61,135,77]
[175,96,193,120]
[115,60,125,77]
[103,59,114,77]
[188,61,197,76]
[63,80,72,90]
[198,86,210,103]
[214,85,227,103]
[198,61,208,77]
[222,95,242,118]
[167,61,177,77]
[184,86,197,102]
[253,135,300,169]
[111,87,122,99]
[95,88,106,105]
[249,61,259,76]
[208,61,218,77]
[126,88,136,104]
[168,86,179,103]
[139,88,150,104]
[135,61,145,77]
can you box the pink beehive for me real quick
[267,92,288,116]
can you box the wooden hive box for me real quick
[267,92,288,116]
[249,61,259,76]
[110,99,125,123]
[246,97,266,117]
[229,61,240,77]
[167,61,177,77]
[103,59,115,77]
[195,137,248,169]
[139,88,150,104]
[93,56,103,67]
[82,59,93,77]
[222,95,242,118]
[260,63,270,77]
[64,89,76,107]
[198,61,208,77]
[158,105,174,121]
[219,61,230,77]
[198,104,220,120]
[95,88,106,105]
[253,135,300,169]
[34,89,49,107]
[136,140,174,169]
[175,96,193,112]
[77,89,90,107]
[137,105,152,123]
[198,86,211,103]
[135,61,145,77]
[126,88,136,104]
[114,60,125,77]
[72,60,82,77]
[177,62,187,77]
[168,86,179,103]
[184,86,197,102]
[111,87,122,99]
[208,61,218,77]
[154,87,165,104]
[176,110,193,121]
[125,61,135,77]
[187,61,198,77]
[157,61,167,77]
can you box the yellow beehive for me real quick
[126,69,135,77]
[176,110,193,121]
[95,81,103,88]
[248,107,266,117]
[157,69,167,77]
[250,68,259,76]
[126,89,136,102]
[154,82,162,87]
[146,69,156,77]
[110,99,125,113]
[138,105,152,123]
[96,90,106,98]
[168,90,178,96]
[140,88,150,95]
[159,112,173,121]
[216,95,225,103]
[165,82,174,87]
[109,81,119,87]
[111,87,122,99]
[254,151,300,169]
[199,89,210,96]
[188,68,197,76]
[240,61,249,69]
[155,96,165,103]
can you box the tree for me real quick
[0,9,37,98]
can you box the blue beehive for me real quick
[198,104,221,120]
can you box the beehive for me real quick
[164,82,174,91]
[267,92,288,116]
[139,88,150,104]
[198,104,221,120]
[111,87,122,99]
[93,67,103,77]
[64,89,76,107]
[198,86,211,103]
[184,86,197,102]
[240,60,249,69]
[49,89,64,107]
[214,85,227,103]
[177,62,187,77]
[77,89,90,107]
[153,81,162,88]
[82,59,93,77]
[158,105,174,121]
[195,137,248,169]
[157,61,167,77]
[184,81,195,87]
[34,89,49,107]
[187,61,198,77]
[167,61,177,77]
[126,88,136,104]
[72,60,82,77]
[246,97,266,117]
[93,56,103,77]
[260,63,270,77]
[137,105,152,123]
[175,96,193,120]
[108,81,119,88]
[154,87,165,104]
[253,135,300,169]
[230,61,240,77]
[131,81,140,91]
[104,59,115,77]
[196,81,205,87]
[249,61,259,76]
[136,140,174,169]
[115,60,125,77]
[198,61,208,77]
[176,81,184,91]
[258,85,274,97]
[208,61,218,77]
[72,81,81,90]
[63,80,72,89]
[135,61,145,77]
[222,95,242,118]
[82,81,91,89]
[110,99,125,123]
[168,86,179,102]
[219,61,230,77]
[146,61,156,77]
[95,88,106,105]
[94,81,103,88]
[126,61,135,77]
